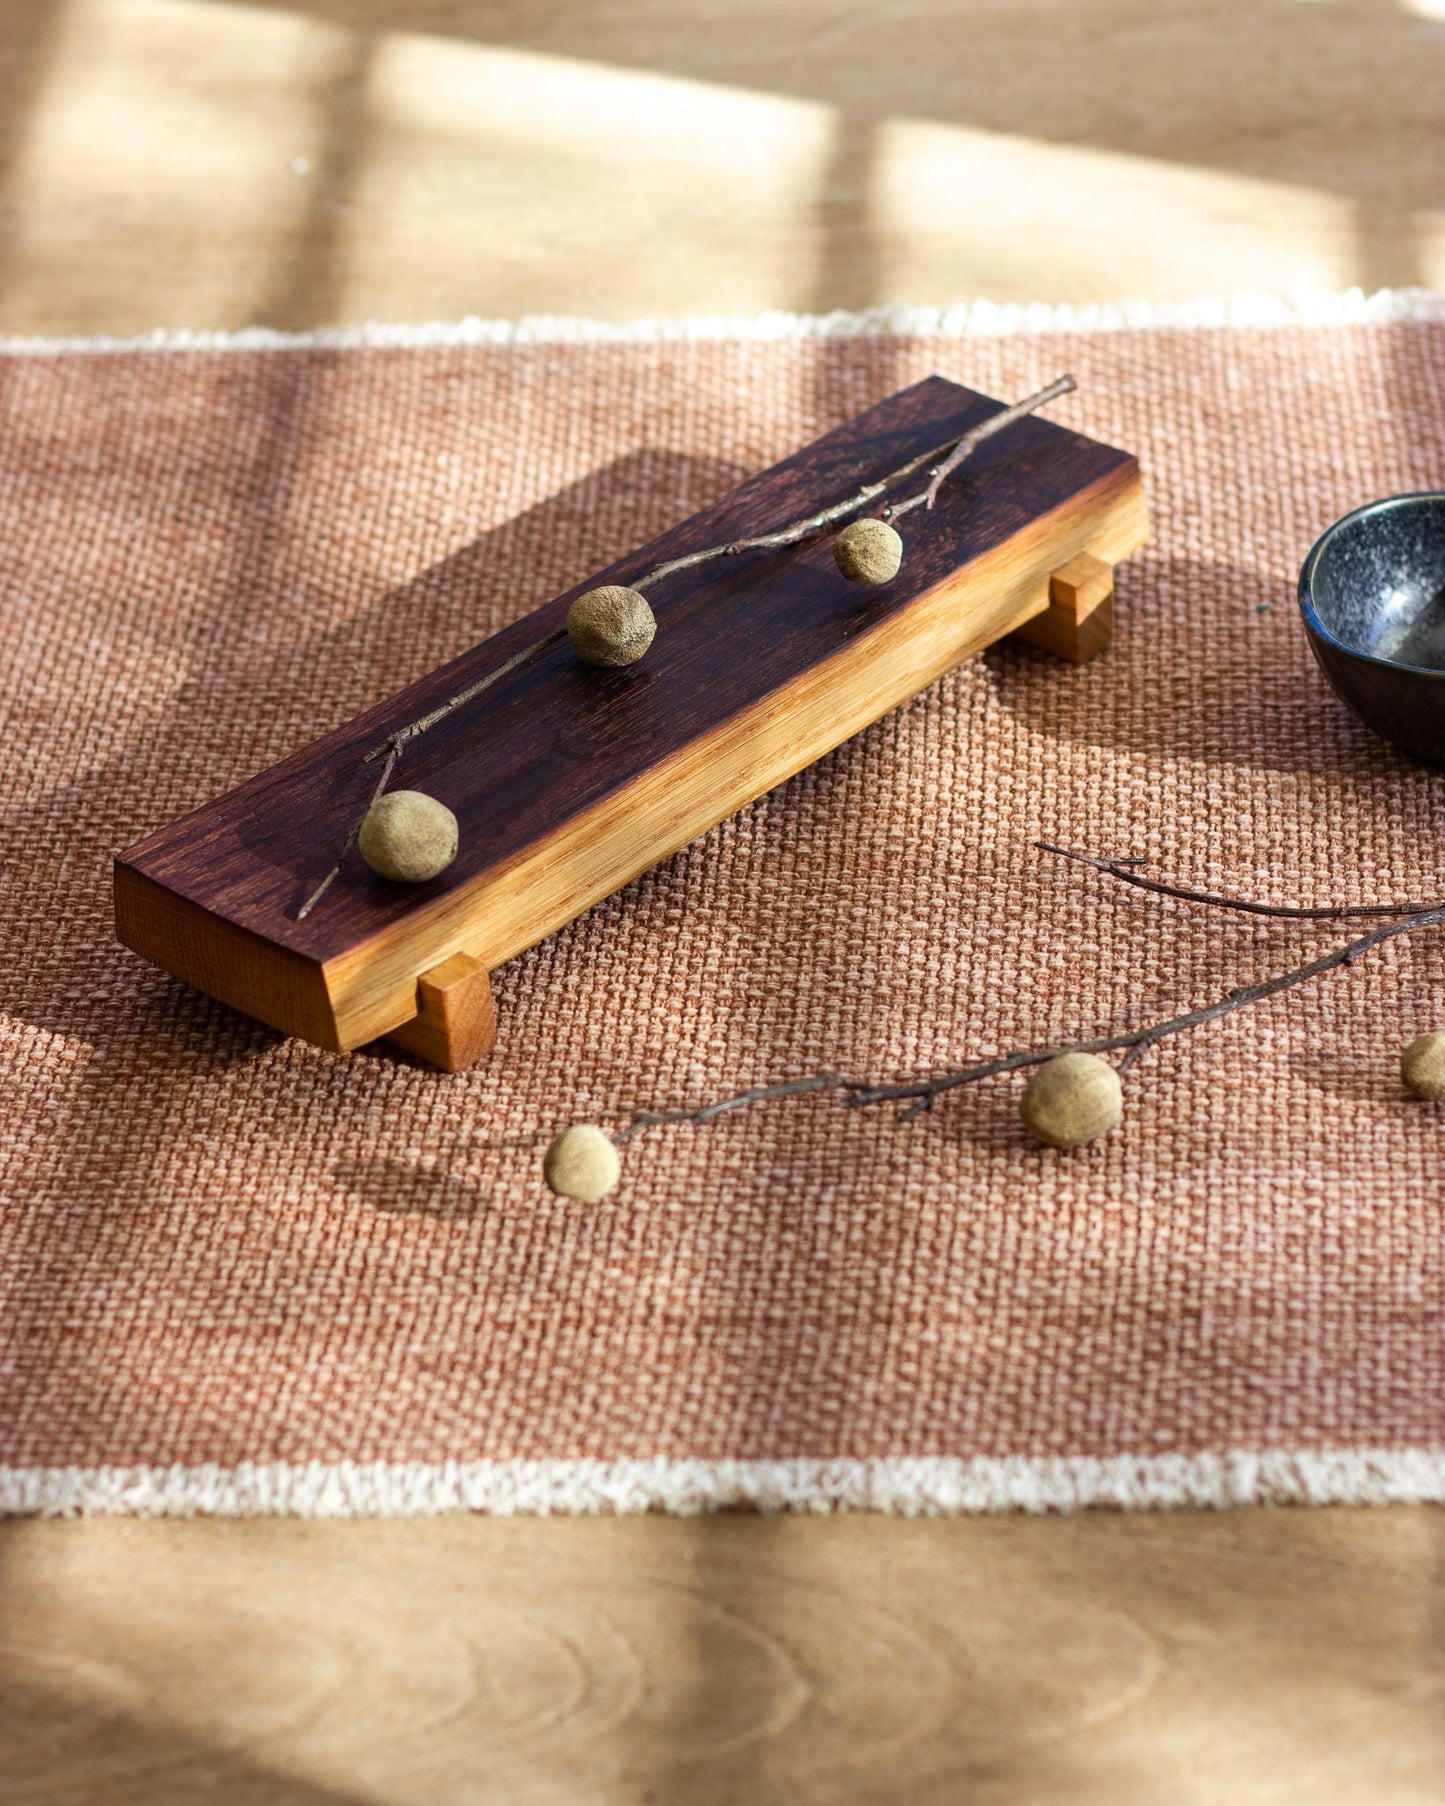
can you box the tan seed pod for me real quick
[833,517,904,584]
[566,585,657,667]
[1401,1031,1445,1101]
[543,1124,621,1201]
[358,789,459,884]
[1020,1051,1123,1149]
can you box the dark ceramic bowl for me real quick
[1299,493,1445,765]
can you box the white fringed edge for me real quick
[2,1448,1444,1517]
[2,287,1443,357]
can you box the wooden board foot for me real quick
[1011,551,1115,664]
[384,952,497,1071]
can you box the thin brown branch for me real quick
[617,849,1445,1137]
[295,741,401,921]
[363,626,567,765]
[614,1073,850,1144]
[308,378,1077,916]
[1038,841,1445,919]
[844,904,1445,1112]
[888,374,1077,520]
[633,374,1077,587]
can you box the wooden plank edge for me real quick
[113,859,343,1050]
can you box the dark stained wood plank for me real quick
[115,376,1147,1057]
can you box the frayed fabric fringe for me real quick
[2,287,1443,358]
[3,1449,1444,1518]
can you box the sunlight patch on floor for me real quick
[0,0,1424,332]
[0,0,353,330]
[869,117,1360,305]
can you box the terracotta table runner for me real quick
[2,299,1443,1514]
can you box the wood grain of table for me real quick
[2,1511,1444,1805]
[2,2,1443,1800]
[1,0,1442,333]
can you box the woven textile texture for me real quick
[2,318,1444,1516]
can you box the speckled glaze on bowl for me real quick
[1299,492,1445,766]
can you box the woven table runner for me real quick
[3,298,1444,1516]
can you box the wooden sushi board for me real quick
[114,375,1148,1070]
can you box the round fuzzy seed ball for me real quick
[543,1124,621,1201]
[358,790,459,884]
[1020,1052,1123,1149]
[833,517,903,584]
[567,585,657,667]
[1401,1031,1445,1101]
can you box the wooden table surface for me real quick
[2,2,1443,1800]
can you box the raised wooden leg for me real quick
[1011,551,1115,664]
[385,951,497,1071]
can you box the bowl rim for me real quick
[1298,490,1445,677]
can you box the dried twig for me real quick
[1037,840,1444,920]
[633,374,1076,587]
[295,741,401,921]
[351,377,1076,776]
[613,1074,851,1144]
[361,628,567,767]
[843,902,1445,1118]
[303,376,1079,917]
[616,846,1445,1140]
[887,375,1077,521]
